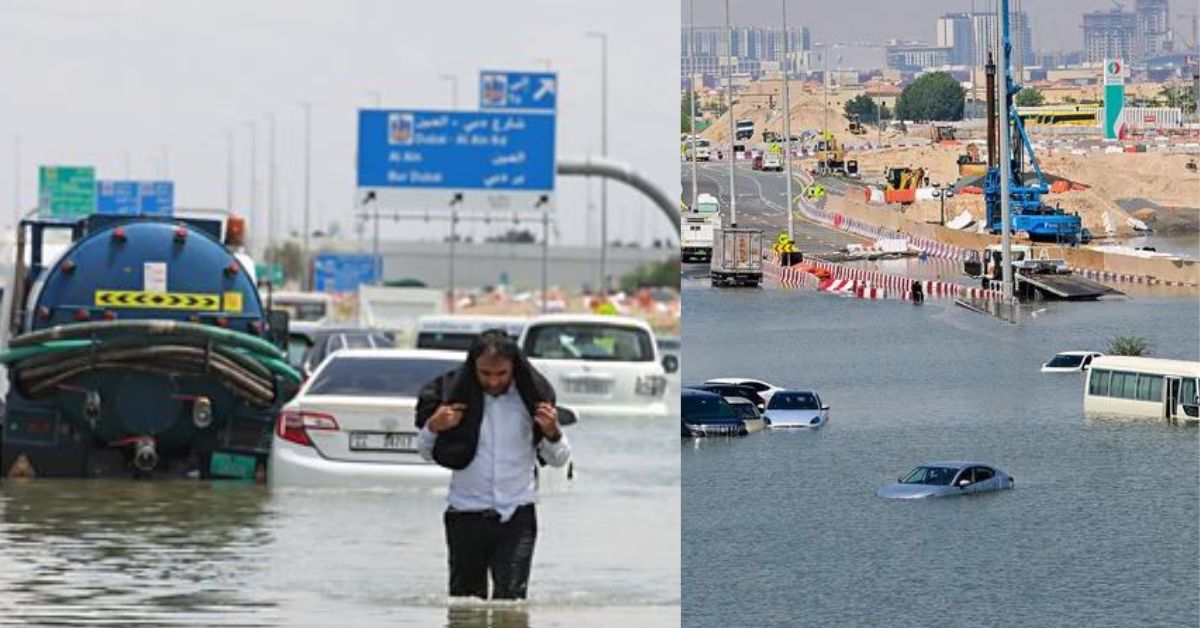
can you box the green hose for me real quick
[9,320,285,360]
[2,320,303,405]
[0,340,97,365]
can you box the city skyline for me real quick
[686,0,1197,56]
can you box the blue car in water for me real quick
[681,389,749,437]
[876,461,1015,499]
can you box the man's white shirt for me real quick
[419,384,570,522]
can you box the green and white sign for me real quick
[38,166,96,217]
[1103,59,1125,140]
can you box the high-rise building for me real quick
[681,25,811,79]
[937,13,975,66]
[937,12,1034,69]
[885,43,951,71]
[1136,0,1171,59]
[1082,10,1138,64]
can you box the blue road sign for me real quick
[313,253,381,293]
[96,180,174,216]
[479,71,557,112]
[357,110,556,198]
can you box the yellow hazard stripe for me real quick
[94,290,221,311]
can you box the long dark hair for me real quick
[448,329,541,403]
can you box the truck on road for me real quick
[710,227,763,288]
[682,193,721,263]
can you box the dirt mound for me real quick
[1037,151,1200,210]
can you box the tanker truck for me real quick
[0,213,301,479]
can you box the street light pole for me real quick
[586,31,609,291]
[440,74,459,109]
[689,0,699,210]
[782,0,794,241]
[725,0,737,227]
[265,113,276,258]
[246,120,258,255]
[823,43,829,138]
[300,102,313,290]
[225,128,234,211]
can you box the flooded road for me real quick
[682,282,1199,628]
[0,405,680,627]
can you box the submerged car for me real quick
[763,390,828,428]
[681,389,749,437]
[876,462,1015,499]
[703,377,784,406]
[687,383,766,411]
[724,397,766,434]
[1041,351,1104,373]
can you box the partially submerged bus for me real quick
[1083,356,1200,424]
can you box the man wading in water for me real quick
[416,330,571,600]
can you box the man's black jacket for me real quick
[414,357,556,470]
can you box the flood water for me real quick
[0,404,680,627]
[682,281,1199,628]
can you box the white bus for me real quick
[683,138,711,161]
[413,315,528,351]
[1083,356,1200,424]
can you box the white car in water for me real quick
[703,377,785,406]
[269,348,576,488]
[763,389,829,429]
[1041,351,1104,373]
[521,314,670,420]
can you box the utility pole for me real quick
[12,135,20,227]
[265,113,276,257]
[541,209,550,313]
[225,129,234,211]
[823,43,830,138]
[300,102,313,290]
[998,0,1014,301]
[782,0,794,240]
[586,31,609,291]
[688,0,699,210]
[448,210,458,312]
[246,120,258,255]
[440,74,459,109]
[726,0,737,227]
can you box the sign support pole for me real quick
[448,209,458,313]
[541,210,550,313]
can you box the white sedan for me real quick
[269,349,575,488]
[763,389,829,429]
[1041,351,1104,373]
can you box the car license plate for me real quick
[349,432,417,452]
[563,378,613,395]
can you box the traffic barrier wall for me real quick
[792,179,1199,287]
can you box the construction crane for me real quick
[983,0,1082,244]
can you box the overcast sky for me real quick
[688,0,1197,53]
[0,0,678,250]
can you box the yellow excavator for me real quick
[957,143,988,178]
[813,131,859,178]
[883,166,927,204]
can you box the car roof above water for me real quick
[916,461,993,470]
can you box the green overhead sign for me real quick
[38,166,96,217]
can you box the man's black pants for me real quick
[444,504,537,599]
